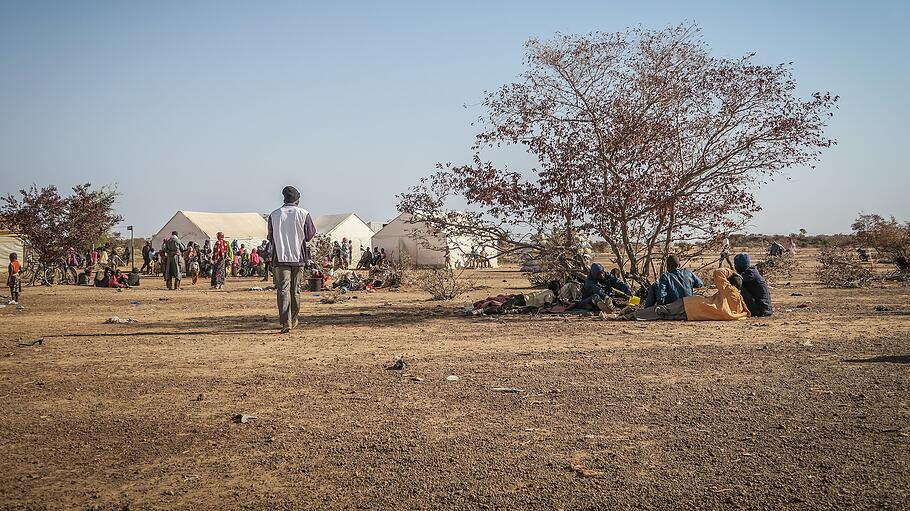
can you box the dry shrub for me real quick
[816,247,874,288]
[755,254,798,285]
[413,267,475,300]
[520,230,591,286]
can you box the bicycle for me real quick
[45,262,78,286]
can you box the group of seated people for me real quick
[94,267,132,289]
[577,253,772,321]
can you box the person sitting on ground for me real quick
[379,248,387,263]
[632,268,750,321]
[358,246,373,269]
[578,263,633,312]
[734,253,773,317]
[768,241,785,257]
[644,254,705,307]
[107,268,129,289]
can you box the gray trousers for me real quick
[633,298,687,321]
[274,265,303,327]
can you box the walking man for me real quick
[163,231,186,290]
[268,186,316,333]
[719,234,733,269]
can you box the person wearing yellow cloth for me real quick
[631,268,750,321]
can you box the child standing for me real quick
[8,252,21,304]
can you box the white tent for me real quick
[313,213,374,251]
[151,211,268,249]
[371,213,498,268]
[0,231,27,269]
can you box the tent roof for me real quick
[169,211,267,239]
[313,213,368,234]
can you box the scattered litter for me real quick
[17,338,44,347]
[359,312,372,316]
[311,293,321,297]
[445,375,460,382]
[231,414,256,424]
[248,286,263,291]
[195,394,204,401]
[130,300,141,305]
[105,316,137,324]
[874,305,895,312]
[0,304,6,309]
[785,308,794,313]
[386,357,407,371]
[796,302,811,308]
[492,387,525,393]
[790,292,804,296]
[802,340,813,347]
[410,376,423,382]
[569,461,604,478]
[16,304,25,310]
[158,297,170,301]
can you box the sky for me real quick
[0,0,907,237]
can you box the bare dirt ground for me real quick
[1,249,908,510]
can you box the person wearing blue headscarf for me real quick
[734,253,773,317]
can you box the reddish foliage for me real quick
[1,184,123,262]
[399,24,837,280]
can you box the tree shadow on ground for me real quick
[844,355,910,364]
[54,308,454,337]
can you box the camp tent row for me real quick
[151,211,376,253]
[151,211,497,268]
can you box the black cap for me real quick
[282,186,300,204]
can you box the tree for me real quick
[851,213,910,261]
[1,184,123,262]
[398,24,837,284]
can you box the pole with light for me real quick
[127,225,134,270]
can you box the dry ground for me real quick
[1,250,908,510]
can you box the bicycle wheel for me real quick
[20,266,35,286]
[44,266,63,286]
[63,267,78,285]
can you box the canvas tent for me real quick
[151,211,268,249]
[371,213,498,268]
[0,231,27,269]
[313,213,374,251]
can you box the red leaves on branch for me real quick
[1,183,123,262]
[399,24,837,279]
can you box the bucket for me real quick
[629,295,641,306]
[307,277,323,292]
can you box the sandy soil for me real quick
[1,250,908,510]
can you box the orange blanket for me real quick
[683,268,751,321]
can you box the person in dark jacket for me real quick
[734,253,773,317]
[579,263,633,312]
[644,254,705,307]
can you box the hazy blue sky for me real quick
[1,0,906,236]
